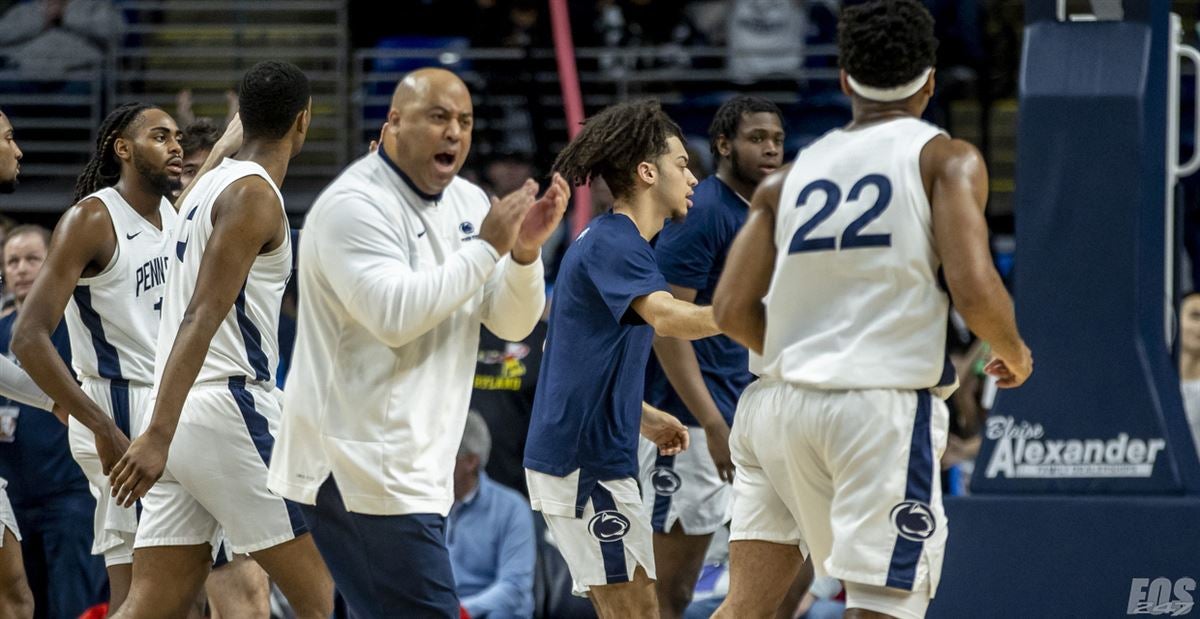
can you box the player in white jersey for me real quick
[105,61,334,619]
[12,103,251,614]
[711,2,1032,618]
[10,103,181,612]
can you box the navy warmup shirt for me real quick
[644,176,754,427]
[524,213,669,490]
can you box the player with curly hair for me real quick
[523,99,719,618]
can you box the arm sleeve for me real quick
[656,206,721,290]
[0,355,53,411]
[315,197,500,349]
[480,254,545,342]
[461,504,537,618]
[588,236,669,324]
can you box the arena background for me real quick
[2,0,1200,617]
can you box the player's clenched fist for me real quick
[479,178,537,257]
[985,342,1033,389]
[641,402,690,456]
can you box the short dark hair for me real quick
[237,61,311,140]
[552,99,684,200]
[180,118,222,156]
[708,96,785,160]
[838,0,937,90]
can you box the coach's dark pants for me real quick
[299,477,459,619]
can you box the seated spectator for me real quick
[448,411,536,619]
[0,0,124,78]
[1179,292,1200,454]
[727,0,806,82]
[0,225,106,619]
[470,313,548,496]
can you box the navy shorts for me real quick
[299,477,458,619]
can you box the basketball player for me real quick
[524,99,718,618]
[11,104,264,616]
[105,61,334,619]
[711,2,1032,618]
[0,108,103,619]
[639,95,812,619]
[176,115,274,619]
[268,67,565,618]
[10,103,184,613]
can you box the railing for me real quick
[0,66,104,176]
[109,0,351,182]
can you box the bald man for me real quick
[268,68,568,617]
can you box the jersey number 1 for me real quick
[788,174,893,254]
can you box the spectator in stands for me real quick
[483,154,537,199]
[0,0,124,78]
[448,411,536,618]
[0,225,106,619]
[1179,292,1200,453]
[726,0,806,82]
[469,307,548,495]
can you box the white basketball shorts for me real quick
[638,426,731,535]
[729,379,949,597]
[526,468,655,596]
[135,378,307,555]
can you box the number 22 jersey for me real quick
[762,117,950,391]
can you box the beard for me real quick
[0,178,15,194]
[133,155,182,199]
[729,148,764,188]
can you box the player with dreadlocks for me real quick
[12,101,245,614]
[711,2,1030,617]
[523,99,719,618]
[11,102,186,612]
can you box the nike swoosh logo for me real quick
[126,232,142,240]
[417,229,427,238]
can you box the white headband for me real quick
[847,67,933,102]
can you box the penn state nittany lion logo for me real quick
[588,511,631,543]
[651,467,682,496]
[890,500,937,542]
[459,221,476,235]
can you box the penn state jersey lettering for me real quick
[762,117,949,390]
[64,187,178,384]
[157,158,290,386]
[135,256,169,298]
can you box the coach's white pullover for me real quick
[267,150,545,516]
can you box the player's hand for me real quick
[985,342,1033,389]
[213,112,243,158]
[513,173,570,263]
[641,404,689,456]
[479,179,537,257]
[109,430,169,508]
[92,420,131,476]
[703,420,735,483]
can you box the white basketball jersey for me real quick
[156,158,290,387]
[762,117,949,390]
[64,187,177,385]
